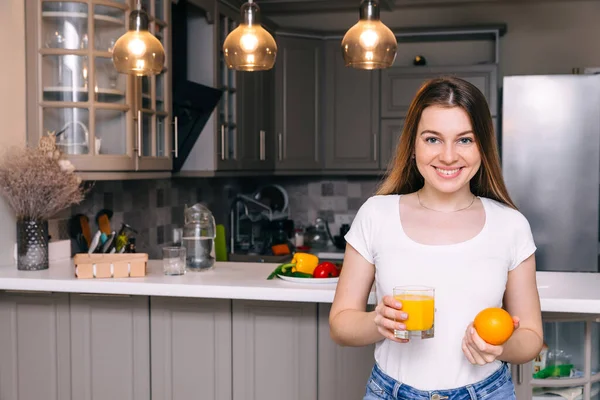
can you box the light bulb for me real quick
[127,38,147,57]
[359,29,379,49]
[222,2,277,71]
[240,33,259,52]
[340,0,397,70]
[111,6,165,76]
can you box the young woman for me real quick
[330,77,543,399]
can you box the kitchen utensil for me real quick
[96,209,113,235]
[88,231,102,254]
[101,231,116,253]
[183,203,216,271]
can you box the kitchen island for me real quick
[0,261,599,400]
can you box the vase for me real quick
[17,219,49,271]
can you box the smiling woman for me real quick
[329,77,543,399]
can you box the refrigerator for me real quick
[501,74,600,272]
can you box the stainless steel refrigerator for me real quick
[502,74,600,272]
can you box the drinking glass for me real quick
[393,286,435,339]
[162,246,186,276]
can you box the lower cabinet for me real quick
[0,291,71,400]
[232,300,318,400]
[70,293,150,400]
[317,304,376,400]
[150,297,232,400]
[0,292,378,400]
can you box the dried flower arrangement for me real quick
[0,136,89,221]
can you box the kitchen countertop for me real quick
[0,260,598,313]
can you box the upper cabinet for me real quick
[274,35,323,171]
[381,64,498,119]
[323,39,380,171]
[24,0,173,178]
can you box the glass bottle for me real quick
[182,203,216,271]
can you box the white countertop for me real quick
[0,260,364,304]
[0,261,599,313]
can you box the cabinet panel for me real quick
[0,291,71,400]
[275,35,322,170]
[324,40,380,170]
[70,294,150,400]
[317,304,375,400]
[380,119,404,171]
[381,65,498,119]
[150,297,232,400]
[239,70,275,170]
[232,300,317,400]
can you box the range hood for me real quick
[171,0,223,172]
[172,81,222,172]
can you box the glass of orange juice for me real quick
[393,286,435,340]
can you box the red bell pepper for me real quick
[312,261,340,278]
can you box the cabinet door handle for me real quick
[516,364,523,384]
[137,110,142,159]
[172,116,178,158]
[260,130,265,161]
[233,127,237,160]
[373,134,378,161]
[278,132,283,161]
[221,124,226,161]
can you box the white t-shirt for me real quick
[344,194,536,390]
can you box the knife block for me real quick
[73,253,148,279]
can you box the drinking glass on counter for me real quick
[393,286,435,340]
[162,246,186,276]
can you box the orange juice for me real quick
[394,294,434,331]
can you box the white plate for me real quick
[277,275,339,284]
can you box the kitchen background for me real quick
[1,0,600,264]
[48,177,380,259]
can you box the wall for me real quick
[271,0,600,77]
[0,0,27,263]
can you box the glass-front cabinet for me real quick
[215,2,240,170]
[25,0,172,176]
[515,314,600,400]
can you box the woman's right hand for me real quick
[374,295,409,342]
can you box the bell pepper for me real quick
[266,262,315,280]
[291,252,320,275]
[313,261,340,278]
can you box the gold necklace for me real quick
[417,190,476,213]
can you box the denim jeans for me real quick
[363,362,516,400]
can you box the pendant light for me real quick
[341,0,397,70]
[223,0,277,71]
[112,1,165,76]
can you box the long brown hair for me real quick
[376,76,516,209]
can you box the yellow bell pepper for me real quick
[291,252,319,275]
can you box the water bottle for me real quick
[182,203,216,271]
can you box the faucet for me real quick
[229,197,249,254]
[228,195,274,254]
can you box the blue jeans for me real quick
[363,362,516,400]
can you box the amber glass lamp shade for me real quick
[341,0,397,70]
[223,2,277,71]
[112,5,165,76]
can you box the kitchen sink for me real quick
[227,253,293,264]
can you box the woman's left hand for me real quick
[462,317,520,365]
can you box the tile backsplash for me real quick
[50,176,382,259]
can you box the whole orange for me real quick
[473,307,514,345]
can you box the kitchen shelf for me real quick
[42,11,125,26]
[44,86,125,100]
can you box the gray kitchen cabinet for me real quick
[380,119,405,171]
[323,40,380,171]
[512,362,533,400]
[317,304,375,400]
[150,296,233,400]
[232,300,318,400]
[275,35,323,170]
[381,65,498,119]
[69,293,150,400]
[239,69,276,171]
[0,291,71,400]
